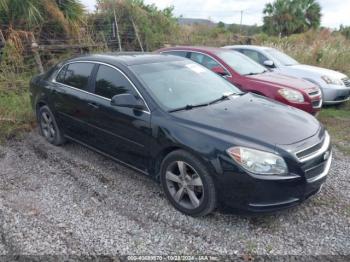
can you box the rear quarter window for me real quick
[56,65,68,83]
[42,65,60,81]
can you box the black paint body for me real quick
[30,54,331,212]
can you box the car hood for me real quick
[245,72,318,91]
[171,93,320,146]
[287,64,348,79]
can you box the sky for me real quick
[82,0,350,29]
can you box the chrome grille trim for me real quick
[306,151,332,183]
[295,132,330,163]
[342,78,350,87]
[308,90,321,97]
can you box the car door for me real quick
[86,64,152,173]
[52,62,97,144]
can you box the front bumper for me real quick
[217,133,332,213]
[285,101,321,115]
[322,85,350,104]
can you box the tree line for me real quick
[0,0,348,58]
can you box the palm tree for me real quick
[0,0,85,36]
[0,0,86,73]
[294,0,321,32]
[263,0,321,36]
[0,0,43,30]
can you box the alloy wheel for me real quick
[165,161,204,210]
[40,111,55,140]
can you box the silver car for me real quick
[223,45,350,105]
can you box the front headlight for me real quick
[321,75,344,86]
[278,88,304,102]
[227,147,288,175]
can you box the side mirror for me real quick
[212,66,229,77]
[263,60,275,68]
[111,93,145,110]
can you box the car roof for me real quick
[67,52,186,66]
[223,45,273,51]
[160,46,233,55]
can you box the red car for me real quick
[156,46,322,115]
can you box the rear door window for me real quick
[57,63,95,91]
[189,52,218,69]
[189,52,206,65]
[94,65,133,99]
[189,52,229,73]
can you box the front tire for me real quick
[38,106,65,145]
[160,150,217,217]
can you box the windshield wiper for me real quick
[169,103,209,113]
[208,92,241,105]
[169,93,241,112]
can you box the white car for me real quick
[223,45,350,105]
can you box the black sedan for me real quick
[30,53,332,216]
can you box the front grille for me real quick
[296,140,323,159]
[295,131,330,164]
[308,91,320,96]
[342,78,350,87]
[305,161,327,180]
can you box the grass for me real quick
[318,101,350,155]
[0,89,35,143]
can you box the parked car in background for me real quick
[30,53,332,216]
[224,45,350,105]
[157,47,322,115]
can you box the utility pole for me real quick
[113,8,122,52]
[239,10,243,35]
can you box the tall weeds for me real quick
[257,30,350,75]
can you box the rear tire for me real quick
[160,150,217,217]
[38,106,65,146]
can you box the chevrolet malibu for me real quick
[157,46,322,115]
[224,45,350,104]
[30,53,332,217]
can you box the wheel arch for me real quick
[152,144,221,182]
[35,100,48,120]
[153,146,183,181]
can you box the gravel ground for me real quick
[0,131,349,257]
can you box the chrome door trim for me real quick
[53,60,151,114]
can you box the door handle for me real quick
[88,102,99,109]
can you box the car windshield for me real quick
[130,60,242,111]
[266,48,299,66]
[215,51,267,76]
